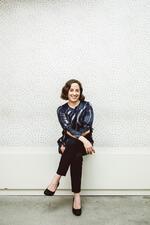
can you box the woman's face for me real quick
[68,83,81,103]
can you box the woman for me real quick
[44,79,95,216]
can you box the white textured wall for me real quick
[0,0,150,147]
[1,0,150,194]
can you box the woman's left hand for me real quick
[83,139,95,154]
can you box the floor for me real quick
[0,195,150,225]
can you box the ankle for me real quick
[74,192,80,195]
[55,174,61,180]
[74,193,80,198]
[51,174,61,183]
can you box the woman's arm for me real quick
[59,130,91,154]
[57,107,82,138]
[66,130,90,138]
[79,102,94,134]
[66,130,95,154]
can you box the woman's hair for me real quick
[61,79,85,101]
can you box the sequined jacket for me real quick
[57,100,94,150]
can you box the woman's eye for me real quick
[69,89,80,93]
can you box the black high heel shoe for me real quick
[44,181,60,196]
[72,197,82,216]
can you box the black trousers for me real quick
[56,133,93,193]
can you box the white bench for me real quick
[0,146,150,195]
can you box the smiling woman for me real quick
[44,79,95,216]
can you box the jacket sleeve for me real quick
[57,106,82,138]
[79,102,94,133]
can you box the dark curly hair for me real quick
[61,79,85,101]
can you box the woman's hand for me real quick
[60,144,65,154]
[83,139,95,154]
[79,136,95,154]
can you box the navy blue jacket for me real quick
[57,100,94,149]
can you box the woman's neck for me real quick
[67,100,80,109]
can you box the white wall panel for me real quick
[0,0,150,193]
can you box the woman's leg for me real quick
[70,143,85,210]
[70,154,83,210]
[56,143,77,176]
[46,139,86,194]
[46,146,73,192]
[70,154,83,193]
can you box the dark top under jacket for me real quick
[57,100,94,151]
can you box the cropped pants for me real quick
[56,133,93,193]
